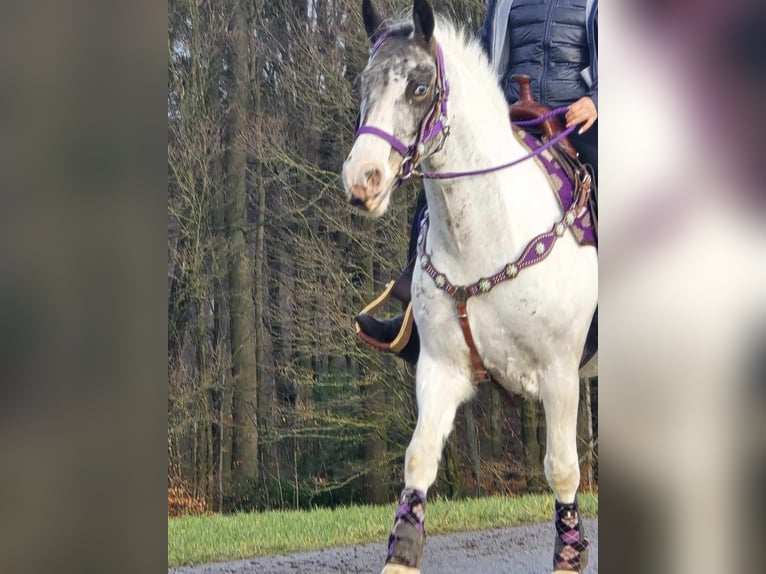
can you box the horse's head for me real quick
[342,0,444,216]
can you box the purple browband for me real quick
[371,31,389,54]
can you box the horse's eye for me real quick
[413,84,429,98]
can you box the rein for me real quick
[416,123,575,180]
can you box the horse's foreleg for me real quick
[404,361,472,491]
[542,368,590,573]
[381,358,474,574]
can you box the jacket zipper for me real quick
[541,0,557,106]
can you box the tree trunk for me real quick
[215,383,233,511]
[489,385,503,459]
[253,61,275,502]
[211,154,232,510]
[577,377,595,491]
[360,251,388,504]
[521,399,546,493]
[362,377,388,504]
[443,432,463,498]
[463,402,482,495]
[193,276,213,504]
[225,1,259,486]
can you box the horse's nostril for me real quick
[349,195,367,209]
[364,168,381,188]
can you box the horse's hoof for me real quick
[381,565,420,574]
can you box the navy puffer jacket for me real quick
[477,0,598,110]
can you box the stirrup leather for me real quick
[355,281,414,353]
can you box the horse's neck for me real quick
[421,46,556,274]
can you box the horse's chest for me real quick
[470,303,555,393]
[414,284,557,396]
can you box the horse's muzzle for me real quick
[343,158,392,214]
[345,164,381,199]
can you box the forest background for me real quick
[167,0,597,516]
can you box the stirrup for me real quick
[355,281,414,353]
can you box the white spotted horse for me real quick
[341,1,597,572]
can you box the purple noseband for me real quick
[355,125,410,157]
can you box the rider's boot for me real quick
[356,189,426,365]
[355,258,420,364]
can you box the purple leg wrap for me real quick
[553,498,590,571]
[385,488,426,568]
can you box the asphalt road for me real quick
[169,518,598,574]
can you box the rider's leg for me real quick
[568,119,597,184]
[355,188,427,363]
[406,188,428,262]
[569,119,597,232]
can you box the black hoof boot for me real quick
[553,499,590,572]
[385,488,427,569]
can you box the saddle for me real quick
[510,75,579,160]
[509,75,597,236]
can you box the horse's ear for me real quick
[362,0,383,42]
[413,0,434,43]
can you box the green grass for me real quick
[168,492,597,567]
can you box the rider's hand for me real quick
[565,97,597,134]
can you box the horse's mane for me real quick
[432,16,508,118]
[432,16,495,82]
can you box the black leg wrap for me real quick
[553,499,590,572]
[385,488,426,569]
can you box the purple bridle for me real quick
[353,35,575,183]
[355,35,451,182]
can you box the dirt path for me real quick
[170,518,598,573]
